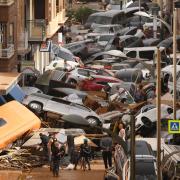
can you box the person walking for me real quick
[80,139,91,170]
[47,134,56,171]
[118,122,126,141]
[67,135,75,164]
[39,133,49,156]
[51,138,63,177]
[100,134,113,169]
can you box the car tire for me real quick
[28,101,43,114]
[141,116,153,129]
[86,116,100,127]
[69,79,77,85]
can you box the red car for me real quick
[79,75,122,91]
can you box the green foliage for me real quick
[74,7,95,24]
[66,9,75,20]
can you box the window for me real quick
[139,50,154,60]
[53,62,57,67]
[126,51,136,58]
[78,69,90,76]
[0,23,6,44]
[96,81,108,86]
[56,0,59,13]
[9,23,14,43]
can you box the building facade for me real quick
[25,0,67,74]
[0,0,67,73]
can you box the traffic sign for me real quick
[168,120,180,134]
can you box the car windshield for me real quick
[99,35,114,41]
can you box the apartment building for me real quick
[0,0,67,73]
[25,0,67,74]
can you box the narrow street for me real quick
[0,160,105,180]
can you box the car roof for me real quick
[90,10,124,18]
[95,24,121,28]
[120,35,134,40]
[162,65,180,74]
[91,75,119,81]
[124,46,165,51]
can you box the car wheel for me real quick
[69,79,77,85]
[28,101,43,114]
[141,116,153,128]
[86,116,100,127]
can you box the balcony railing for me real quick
[0,0,14,5]
[26,19,47,42]
[0,44,14,58]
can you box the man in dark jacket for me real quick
[80,139,91,170]
[39,133,49,156]
[51,139,64,177]
[100,134,113,169]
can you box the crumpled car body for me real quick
[22,93,102,127]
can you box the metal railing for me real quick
[0,44,14,58]
[26,19,47,42]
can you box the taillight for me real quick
[104,65,112,70]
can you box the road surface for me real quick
[0,160,105,180]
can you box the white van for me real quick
[124,46,165,60]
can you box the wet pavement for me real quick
[0,160,105,180]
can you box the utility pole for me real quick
[156,48,162,180]
[173,1,180,120]
[130,114,135,180]
[138,0,141,11]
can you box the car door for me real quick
[45,97,70,116]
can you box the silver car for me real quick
[22,93,102,126]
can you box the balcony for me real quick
[0,44,14,58]
[26,19,47,42]
[17,31,29,55]
[0,0,14,6]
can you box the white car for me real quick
[67,68,113,84]
[67,68,96,84]
[45,59,80,71]
[135,104,173,130]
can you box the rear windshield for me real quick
[136,160,156,178]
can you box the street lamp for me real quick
[134,11,172,35]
